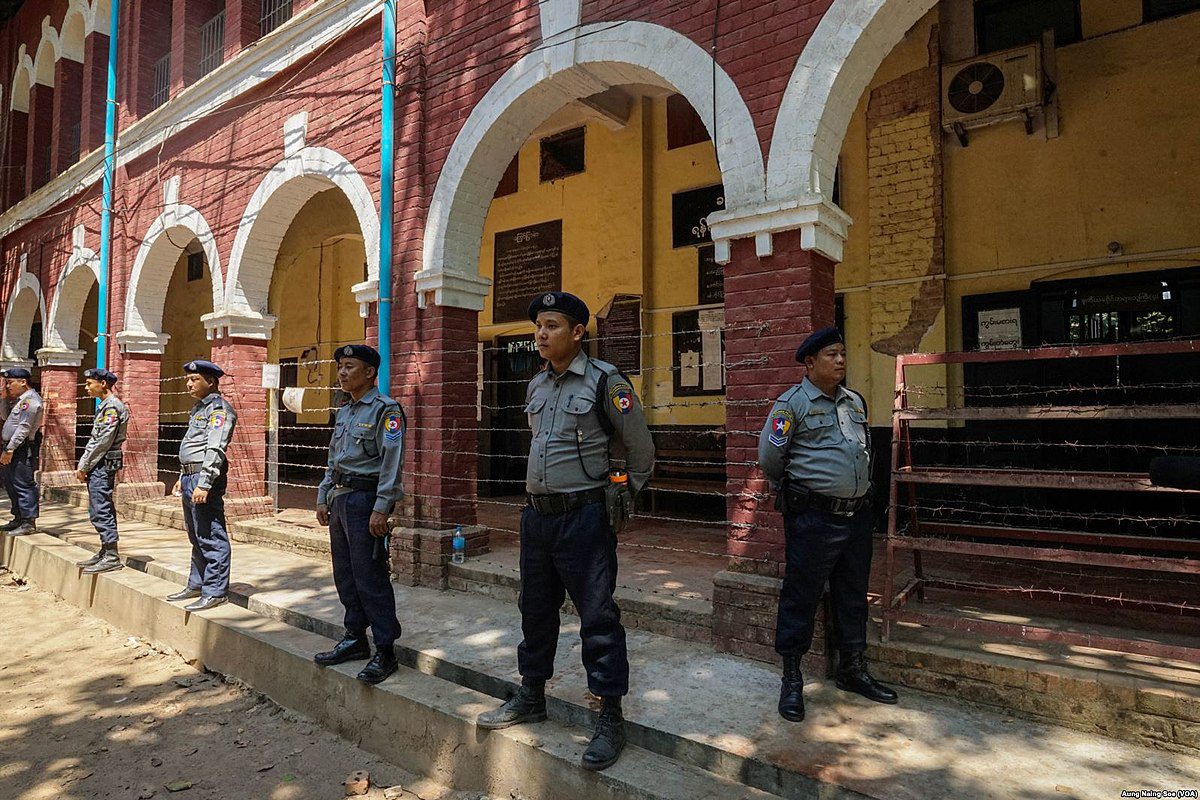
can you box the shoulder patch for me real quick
[16,400,28,412]
[383,410,404,442]
[101,407,119,424]
[608,381,635,415]
[208,409,227,430]
[768,408,795,448]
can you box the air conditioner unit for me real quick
[942,43,1044,144]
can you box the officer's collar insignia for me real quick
[383,411,403,441]
[543,293,556,306]
[768,408,794,447]
[609,383,634,415]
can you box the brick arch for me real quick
[33,24,59,86]
[10,50,34,112]
[419,20,766,310]
[224,146,380,318]
[89,0,112,36]
[768,0,938,203]
[59,3,89,62]
[119,203,223,353]
[45,246,100,353]
[1,270,47,363]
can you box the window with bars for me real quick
[66,122,81,165]
[260,0,292,36]
[199,10,225,77]
[151,53,171,110]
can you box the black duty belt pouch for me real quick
[604,484,634,537]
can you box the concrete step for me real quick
[11,500,1200,800]
[1,530,779,800]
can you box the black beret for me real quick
[528,292,589,327]
[795,326,845,362]
[1,367,31,380]
[336,344,381,370]
[83,367,118,384]
[183,359,225,378]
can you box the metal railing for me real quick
[260,0,292,36]
[66,121,81,165]
[151,53,171,110]
[199,10,225,77]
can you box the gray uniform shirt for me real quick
[316,387,405,515]
[525,351,655,495]
[758,377,871,500]
[77,394,130,473]
[178,391,237,491]
[2,388,44,452]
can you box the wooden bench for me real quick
[640,428,726,516]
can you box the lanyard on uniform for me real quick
[575,358,611,482]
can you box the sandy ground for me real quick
[0,566,492,800]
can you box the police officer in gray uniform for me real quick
[476,292,654,773]
[74,368,130,574]
[167,360,237,612]
[1,367,44,537]
[758,326,897,723]
[314,344,405,685]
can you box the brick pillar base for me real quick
[210,336,273,519]
[38,366,80,485]
[714,232,837,676]
[116,352,165,485]
[391,524,488,588]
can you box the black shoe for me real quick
[1,517,22,531]
[82,547,124,574]
[476,684,547,730]
[7,521,35,537]
[778,654,805,722]
[581,700,626,771]
[314,632,371,667]
[356,648,398,684]
[184,595,227,613]
[167,588,203,602]
[835,651,898,704]
[76,549,105,568]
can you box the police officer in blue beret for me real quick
[758,326,897,722]
[74,368,130,574]
[166,360,237,612]
[476,291,655,772]
[314,344,405,684]
[1,367,44,537]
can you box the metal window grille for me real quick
[151,53,171,110]
[38,143,52,185]
[199,10,225,78]
[260,0,292,36]
[66,122,81,165]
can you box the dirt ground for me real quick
[0,566,492,800]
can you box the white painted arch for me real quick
[10,48,34,112]
[419,19,766,310]
[44,231,100,354]
[223,143,380,325]
[59,2,90,63]
[33,21,59,86]
[1,267,47,363]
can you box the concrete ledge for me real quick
[0,532,784,800]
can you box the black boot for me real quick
[1,516,22,531]
[356,647,398,684]
[314,632,371,666]
[581,698,626,771]
[835,651,898,704]
[76,548,105,568]
[476,683,547,730]
[778,654,805,722]
[82,545,124,574]
[8,520,35,536]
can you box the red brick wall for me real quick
[25,84,54,193]
[80,32,109,156]
[38,366,79,474]
[51,57,83,174]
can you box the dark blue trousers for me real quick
[87,464,119,545]
[517,500,628,697]
[329,490,401,650]
[180,471,230,598]
[3,440,39,520]
[775,507,873,657]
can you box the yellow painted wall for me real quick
[160,247,213,416]
[267,189,366,424]
[477,94,723,426]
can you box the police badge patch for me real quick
[609,383,634,415]
[209,409,227,429]
[383,411,404,442]
[101,407,119,424]
[768,408,794,447]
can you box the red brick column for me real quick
[223,0,262,62]
[210,335,272,518]
[80,33,110,155]
[51,58,84,175]
[714,231,836,673]
[6,110,29,206]
[117,352,164,485]
[25,84,54,193]
[128,0,173,116]
[170,0,223,93]
[38,366,81,485]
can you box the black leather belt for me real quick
[180,462,203,476]
[528,487,606,516]
[781,484,872,517]
[333,471,379,493]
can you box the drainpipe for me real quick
[96,0,120,370]
[378,0,396,391]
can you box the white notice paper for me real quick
[282,388,306,415]
[261,364,281,389]
[698,309,725,391]
[680,351,701,387]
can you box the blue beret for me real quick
[795,326,845,362]
[2,367,32,380]
[528,292,589,327]
[184,359,225,378]
[336,344,381,369]
[83,367,118,384]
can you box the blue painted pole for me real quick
[378,0,396,391]
[96,0,120,370]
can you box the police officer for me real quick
[476,291,654,773]
[313,344,405,685]
[1,367,44,537]
[758,326,897,722]
[167,360,237,612]
[74,368,130,574]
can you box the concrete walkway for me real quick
[13,499,1200,800]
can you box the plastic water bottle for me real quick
[452,524,466,564]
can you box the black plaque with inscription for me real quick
[697,245,724,305]
[493,220,563,323]
[597,295,642,375]
[671,184,725,248]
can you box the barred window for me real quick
[199,10,225,78]
[151,53,171,110]
[260,0,292,36]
